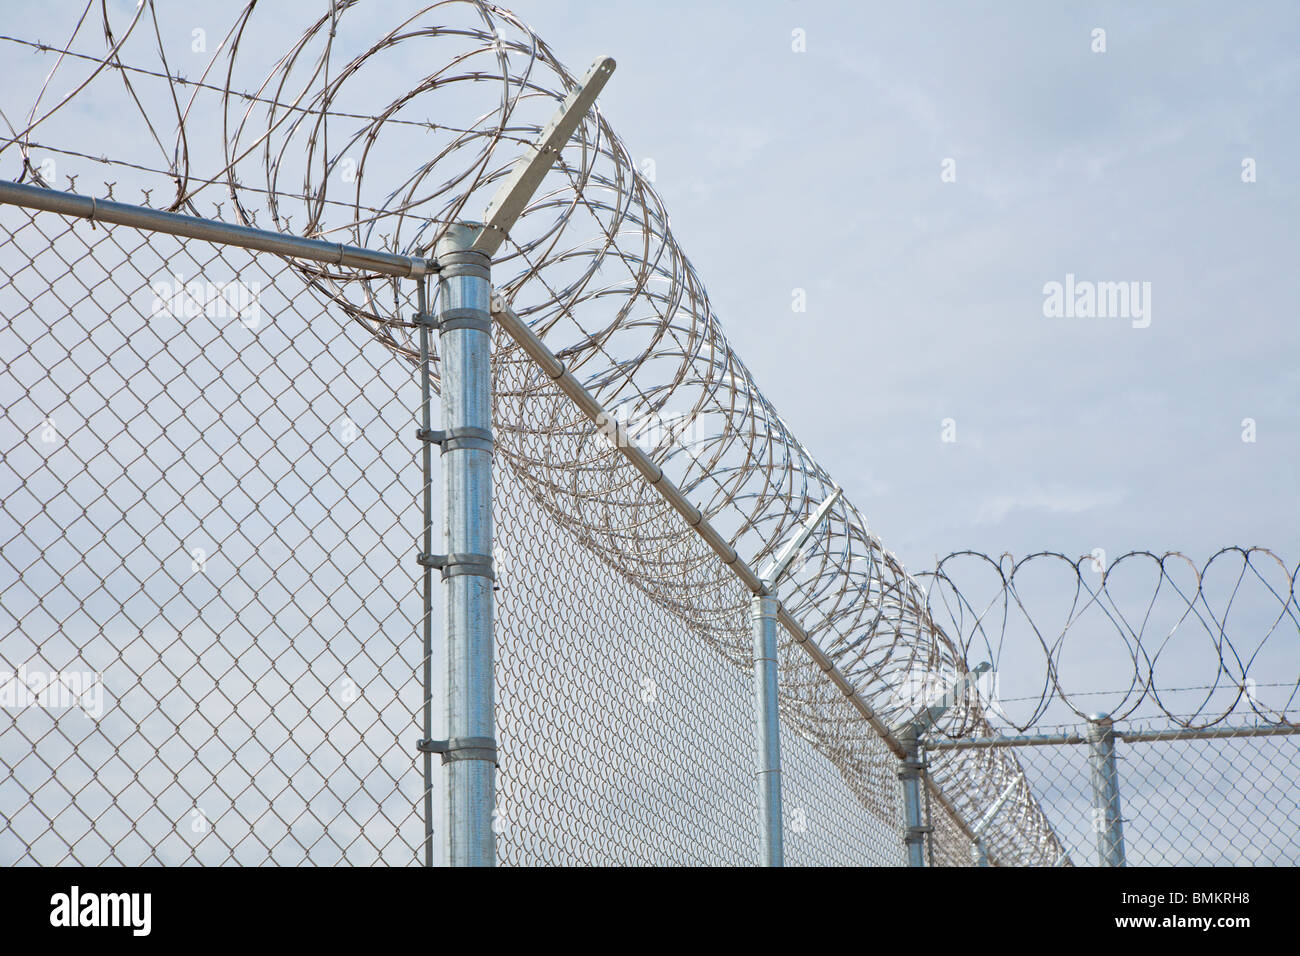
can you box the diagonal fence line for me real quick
[0,0,1294,867]
[490,297,1070,861]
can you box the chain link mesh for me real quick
[5,202,1297,867]
[492,332,906,865]
[927,790,976,868]
[0,203,925,868]
[974,727,1300,867]
[0,209,426,864]
[2,0,1295,868]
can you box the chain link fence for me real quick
[0,205,426,864]
[1,0,1296,868]
[0,199,915,865]
[0,201,923,867]
[492,331,906,865]
[928,725,1300,866]
[3,181,1296,869]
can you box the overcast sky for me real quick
[494,0,1299,569]
[7,0,1295,585]
[4,0,1297,719]
[2,0,1297,864]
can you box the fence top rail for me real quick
[0,179,436,279]
[925,722,1300,750]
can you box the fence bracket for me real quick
[417,552,495,581]
[415,426,493,452]
[471,55,617,258]
[417,736,500,766]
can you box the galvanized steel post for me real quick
[747,488,840,867]
[751,594,783,866]
[435,223,496,867]
[899,729,927,867]
[416,58,612,867]
[1086,713,1126,867]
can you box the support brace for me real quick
[969,778,1020,867]
[759,486,843,589]
[471,56,617,257]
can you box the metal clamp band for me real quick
[445,425,492,453]
[417,735,499,766]
[413,311,438,327]
[441,316,491,333]
[417,552,495,581]
[438,308,491,334]
[435,252,491,280]
[414,426,492,452]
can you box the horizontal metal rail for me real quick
[0,180,435,278]
[926,722,1300,751]
[1119,723,1300,744]
[926,732,1086,751]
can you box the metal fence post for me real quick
[413,60,613,867]
[433,223,496,867]
[899,729,928,866]
[751,594,783,866]
[746,489,841,868]
[1086,713,1126,867]
[894,663,989,866]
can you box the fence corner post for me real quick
[435,222,496,867]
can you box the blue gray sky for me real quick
[499,0,1299,566]
[7,0,1295,578]
[1,1,1297,865]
